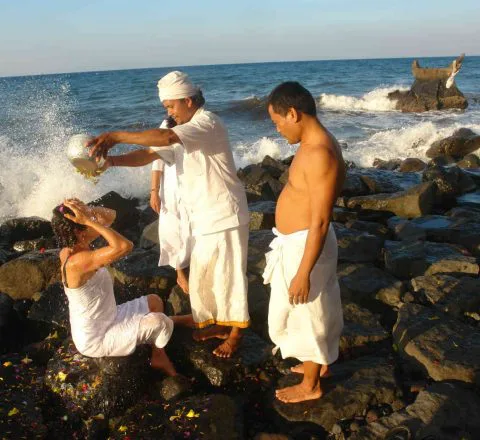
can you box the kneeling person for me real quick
[51,199,177,375]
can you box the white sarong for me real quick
[152,121,192,270]
[65,268,173,357]
[263,225,343,365]
[188,225,250,329]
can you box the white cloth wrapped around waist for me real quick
[263,225,343,365]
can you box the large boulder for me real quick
[349,382,480,440]
[338,263,404,308]
[383,240,478,279]
[0,216,53,248]
[334,223,384,263]
[393,303,480,384]
[426,128,480,159]
[346,182,436,219]
[248,230,274,276]
[249,201,276,231]
[44,339,150,419]
[410,274,480,321]
[0,292,23,354]
[109,248,176,293]
[166,328,271,387]
[28,282,69,328]
[341,302,390,357]
[398,157,427,172]
[0,250,60,300]
[273,355,399,431]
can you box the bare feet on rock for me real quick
[150,348,176,377]
[275,382,323,403]
[290,363,330,378]
[213,335,241,358]
[192,325,230,342]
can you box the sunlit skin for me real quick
[268,104,346,403]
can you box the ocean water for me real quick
[1,56,479,221]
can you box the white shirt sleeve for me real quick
[171,112,214,153]
[151,158,165,172]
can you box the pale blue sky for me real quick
[1,0,479,77]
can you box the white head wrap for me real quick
[157,71,199,101]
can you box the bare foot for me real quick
[193,325,230,342]
[176,269,189,294]
[213,336,241,358]
[170,314,196,328]
[290,363,330,378]
[150,348,176,376]
[275,382,323,403]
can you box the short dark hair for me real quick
[51,205,86,248]
[267,82,317,117]
[188,90,205,108]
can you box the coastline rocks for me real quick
[44,339,150,419]
[349,382,480,440]
[109,248,176,292]
[398,158,427,172]
[410,274,480,321]
[139,219,159,250]
[334,223,384,263]
[338,263,404,308]
[341,302,390,356]
[249,201,276,231]
[384,240,478,279]
[28,282,69,328]
[165,284,192,316]
[346,182,436,218]
[457,153,480,169]
[426,128,480,159]
[273,355,398,431]
[167,328,271,387]
[0,249,60,300]
[0,216,53,248]
[393,303,480,384]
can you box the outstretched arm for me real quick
[106,148,163,168]
[88,129,181,159]
[288,148,339,305]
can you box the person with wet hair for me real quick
[51,199,189,375]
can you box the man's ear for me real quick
[286,107,300,123]
[184,97,194,109]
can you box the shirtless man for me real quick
[263,81,346,403]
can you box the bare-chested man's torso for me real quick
[276,126,346,235]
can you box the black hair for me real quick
[267,81,317,117]
[51,205,86,248]
[166,116,177,128]
[188,90,205,108]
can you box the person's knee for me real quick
[147,294,164,313]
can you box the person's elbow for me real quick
[118,239,134,256]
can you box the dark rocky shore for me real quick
[1,129,479,439]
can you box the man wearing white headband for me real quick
[88,71,250,358]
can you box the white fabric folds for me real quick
[263,225,343,365]
[157,71,199,101]
[188,225,250,329]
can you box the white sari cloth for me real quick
[263,225,343,365]
[188,225,250,329]
[64,268,173,357]
[151,121,192,269]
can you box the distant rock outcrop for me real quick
[388,54,468,112]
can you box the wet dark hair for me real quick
[51,205,87,248]
[267,81,317,117]
[188,90,205,108]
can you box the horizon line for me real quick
[2,53,478,80]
